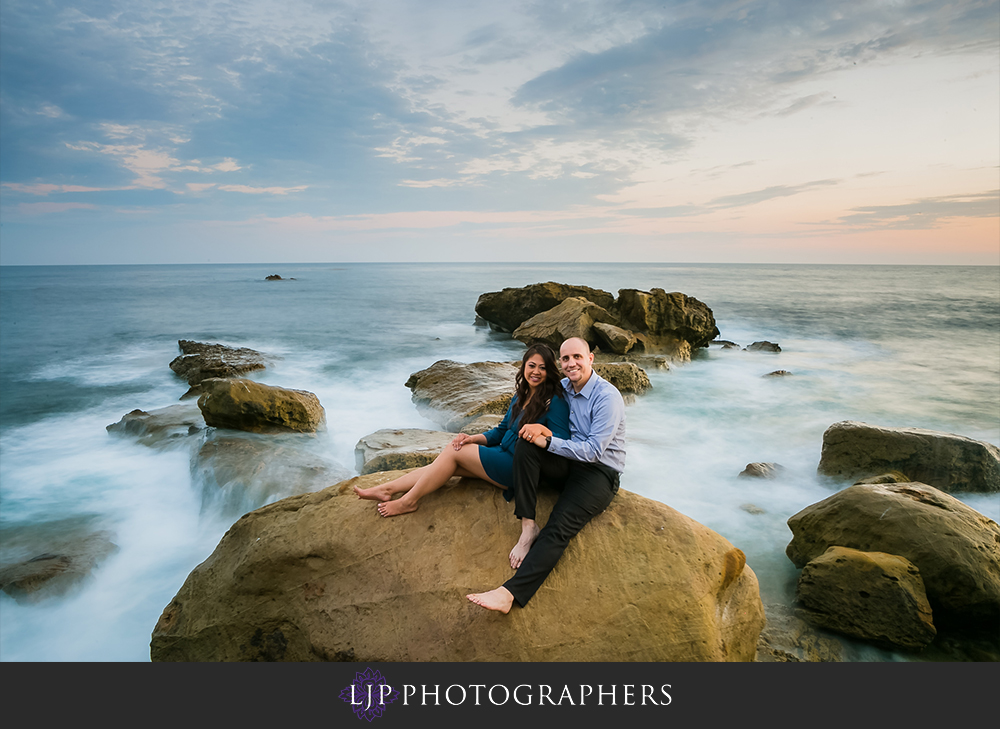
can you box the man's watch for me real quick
[543,435,551,449]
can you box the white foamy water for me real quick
[1,263,997,661]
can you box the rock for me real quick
[150,472,765,661]
[106,403,205,447]
[592,322,638,355]
[0,519,119,604]
[738,462,785,479]
[764,370,792,377]
[592,362,651,395]
[194,432,351,517]
[594,352,670,371]
[460,415,503,435]
[512,297,617,351]
[475,282,616,333]
[169,340,268,386]
[745,341,781,352]
[740,503,766,515]
[616,288,720,349]
[711,340,738,347]
[855,471,911,485]
[755,602,845,662]
[722,342,740,350]
[354,429,455,475]
[197,378,325,434]
[817,420,1000,493]
[265,274,283,280]
[786,482,1000,625]
[794,546,936,650]
[405,360,517,432]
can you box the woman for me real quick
[354,343,570,518]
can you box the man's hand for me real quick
[518,423,551,448]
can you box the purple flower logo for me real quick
[339,667,400,721]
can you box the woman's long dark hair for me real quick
[510,343,563,426]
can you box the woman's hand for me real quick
[451,433,478,450]
[518,423,551,448]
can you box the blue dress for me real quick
[477,392,571,495]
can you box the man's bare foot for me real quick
[509,522,540,569]
[354,483,394,502]
[377,497,418,517]
[466,586,514,614]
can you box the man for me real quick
[467,336,626,613]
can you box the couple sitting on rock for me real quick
[355,337,626,614]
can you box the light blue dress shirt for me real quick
[547,371,626,473]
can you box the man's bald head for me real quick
[559,337,595,392]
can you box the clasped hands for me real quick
[518,423,552,448]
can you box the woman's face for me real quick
[523,353,548,390]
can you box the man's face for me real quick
[559,338,594,390]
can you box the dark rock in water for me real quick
[354,429,454,474]
[818,420,1000,493]
[513,297,617,352]
[722,343,740,350]
[794,546,936,650]
[265,274,283,280]
[616,288,720,349]
[0,518,119,604]
[475,282,616,333]
[169,340,268,386]
[197,378,325,434]
[764,370,792,377]
[150,472,764,662]
[740,503,766,515]
[193,432,351,517]
[106,403,205,447]
[739,462,785,479]
[711,340,738,347]
[405,360,518,432]
[756,602,845,662]
[786,481,1000,625]
[745,341,781,352]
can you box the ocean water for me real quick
[0,262,997,661]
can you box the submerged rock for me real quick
[818,420,1000,493]
[169,340,268,386]
[786,482,1000,625]
[0,519,119,604]
[764,370,792,377]
[193,432,350,517]
[475,282,616,333]
[405,360,517,432]
[354,429,454,475]
[795,546,937,650]
[745,341,781,352]
[150,472,765,662]
[197,378,325,434]
[738,462,785,479]
[106,403,205,447]
[755,602,845,662]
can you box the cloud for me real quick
[1,182,121,195]
[709,180,840,209]
[16,202,97,215]
[217,184,308,195]
[833,189,1000,230]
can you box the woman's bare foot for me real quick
[466,586,514,613]
[354,483,395,502]
[509,521,540,569]
[377,497,418,517]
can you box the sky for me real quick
[1,0,998,265]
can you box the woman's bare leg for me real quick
[378,445,501,517]
[354,467,424,502]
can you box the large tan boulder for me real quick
[795,546,937,650]
[106,403,205,448]
[616,288,720,349]
[593,322,637,354]
[150,472,765,662]
[817,421,1000,493]
[354,429,454,474]
[512,297,617,351]
[592,362,652,395]
[786,482,1000,624]
[197,378,325,434]
[475,282,616,333]
[169,340,268,386]
[405,360,517,432]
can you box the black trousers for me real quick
[502,438,620,607]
